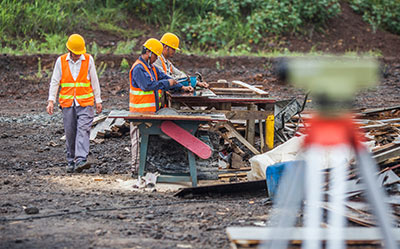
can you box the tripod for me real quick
[261,57,398,249]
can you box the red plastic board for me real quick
[161,121,212,159]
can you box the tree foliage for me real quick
[349,0,400,35]
[0,0,399,54]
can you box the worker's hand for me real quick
[46,101,54,115]
[168,79,178,87]
[96,103,102,114]
[182,86,194,92]
[197,81,209,88]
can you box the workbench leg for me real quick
[246,104,257,146]
[138,134,149,177]
[188,151,197,187]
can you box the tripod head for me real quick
[277,56,379,114]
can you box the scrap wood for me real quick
[321,202,375,227]
[231,80,268,96]
[92,114,107,126]
[373,144,400,164]
[361,105,400,115]
[218,172,248,178]
[211,87,258,95]
[226,227,400,245]
[222,122,260,155]
[222,167,251,171]
[90,116,115,140]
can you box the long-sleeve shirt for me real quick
[153,54,187,80]
[131,56,184,91]
[48,53,102,105]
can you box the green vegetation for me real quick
[349,0,400,35]
[130,0,341,50]
[120,58,131,71]
[0,0,399,55]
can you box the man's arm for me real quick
[88,55,102,114]
[47,57,62,115]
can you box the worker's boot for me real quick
[66,162,75,173]
[75,160,91,173]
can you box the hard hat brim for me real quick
[161,41,180,51]
[66,42,87,55]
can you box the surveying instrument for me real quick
[261,56,398,249]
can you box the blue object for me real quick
[266,161,299,198]
[178,76,197,87]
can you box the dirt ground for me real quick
[1,4,400,249]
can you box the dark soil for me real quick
[1,3,400,249]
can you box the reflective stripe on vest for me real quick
[58,53,94,108]
[129,59,162,113]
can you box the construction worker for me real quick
[46,34,102,173]
[129,38,193,175]
[154,32,209,88]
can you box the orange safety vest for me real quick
[59,53,94,108]
[129,59,162,113]
[160,56,173,75]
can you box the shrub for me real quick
[349,0,400,35]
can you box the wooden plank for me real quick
[218,172,248,178]
[361,105,400,115]
[90,117,115,141]
[211,87,256,93]
[108,110,226,121]
[223,122,260,155]
[212,91,256,96]
[92,114,107,126]
[113,118,126,127]
[232,80,268,95]
[177,110,272,121]
[373,145,400,164]
[246,104,257,146]
[226,227,400,242]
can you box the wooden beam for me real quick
[232,80,269,95]
[223,122,260,155]
[177,110,273,121]
[246,104,257,146]
[226,227,400,244]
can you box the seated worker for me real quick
[129,38,193,175]
[153,32,209,88]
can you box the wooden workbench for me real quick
[167,81,276,151]
[109,110,226,187]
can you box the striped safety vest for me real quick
[59,53,94,108]
[160,56,173,75]
[129,60,162,113]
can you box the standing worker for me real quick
[46,34,102,173]
[129,38,193,176]
[154,32,209,88]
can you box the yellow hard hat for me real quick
[66,34,86,55]
[143,38,163,56]
[160,33,180,50]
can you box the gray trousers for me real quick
[62,105,94,164]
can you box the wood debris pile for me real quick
[89,114,129,143]
[227,106,400,248]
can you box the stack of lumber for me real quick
[89,114,129,143]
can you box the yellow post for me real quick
[266,115,274,149]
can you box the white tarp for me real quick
[247,135,375,181]
[247,136,305,181]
